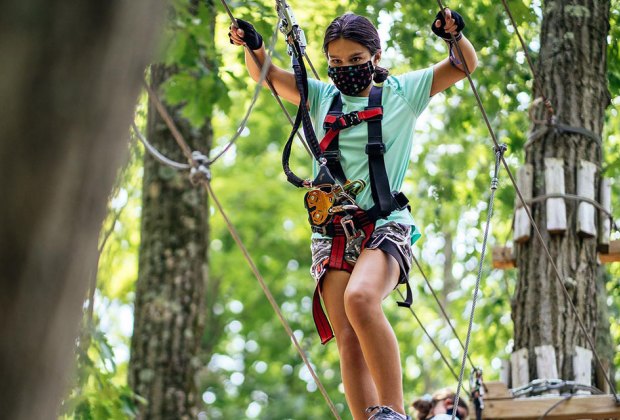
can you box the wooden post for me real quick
[500,359,511,387]
[573,346,592,395]
[511,348,529,388]
[544,158,567,234]
[598,178,611,252]
[514,164,533,243]
[492,246,516,269]
[535,345,560,395]
[577,160,597,238]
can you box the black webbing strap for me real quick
[323,94,347,184]
[281,41,328,188]
[365,86,398,218]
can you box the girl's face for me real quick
[326,38,380,67]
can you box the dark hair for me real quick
[412,389,470,420]
[322,13,389,83]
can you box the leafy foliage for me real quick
[66,0,620,419]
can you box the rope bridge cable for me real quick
[395,289,461,384]
[208,17,281,165]
[411,254,476,371]
[142,81,342,420]
[435,0,620,404]
[499,0,554,117]
[218,0,313,158]
[131,121,191,170]
[497,0,620,399]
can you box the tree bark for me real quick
[127,0,215,411]
[513,0,611,384]
[0,1,164,418]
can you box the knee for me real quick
[335,325,363,358]
[344,286,381,326]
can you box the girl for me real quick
[229,8,477,420]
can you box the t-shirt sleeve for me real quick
[307,78,332,119]
[398,67,434,117]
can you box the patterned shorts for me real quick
[310,222,413,284]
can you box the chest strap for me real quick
[321,86,408,218]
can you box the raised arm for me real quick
[429,9,478,97]
[229,19,301,105]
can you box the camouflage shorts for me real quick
[310,222,413,284]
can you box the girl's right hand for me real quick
[228,19,263,50]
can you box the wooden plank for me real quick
[514,164,533,243]
[485,381,512,399]
[511,348,529,389]
[573,346,592,395]
[576,160,597,238]
[535,345,560,395]
[492,246,515,269]
[600,239,620,264]
[545,158,567,234]
[598,178,611,251]
[483,394,620,419]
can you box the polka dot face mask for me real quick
[327,61,375,96]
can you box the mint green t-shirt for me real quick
[307,67,434,245]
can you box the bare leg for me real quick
[322,269,379,420]
[344,248,406,416]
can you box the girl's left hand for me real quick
[432,8,465,40]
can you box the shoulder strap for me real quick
[365,85,396,217]
[322,94,347,184]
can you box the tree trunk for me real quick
[0,1,164,418]
[513,0,611,384]
[128,55,212,420]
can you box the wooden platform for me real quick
[483,381,620,419]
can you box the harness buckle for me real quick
[341,216,356,242]
[323,150,341,162]
[343,112,361,126]
[340,215,367,265]
[365,143,386,156]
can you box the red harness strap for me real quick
[311,211,375,344]
[320,107,383,152]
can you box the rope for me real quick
[208,17,280,165]
[499,0,554,118]
[203,180,342,419]
[142,79,342,420]
[451,144,506,419]
[526,193,619,232]
[131,121,190,170]
[496,0,620,401]
[436,0,620,403]
[395,289,461,383]
[538,395,573,420]
[411,255,476,370]
[218,0,312,157]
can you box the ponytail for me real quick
[373,65,389,83]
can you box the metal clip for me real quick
[275,0,307,56]
[341,216,366,265]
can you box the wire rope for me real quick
[142,76,342,420]
[435,0,620,405]
[218,0,313,157]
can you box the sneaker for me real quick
[365,405,411,420]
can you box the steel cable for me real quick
[436,0,620,405]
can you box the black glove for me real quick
[431,10,465,41]
[229,18,263,50]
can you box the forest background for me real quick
[59,0,620,418]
